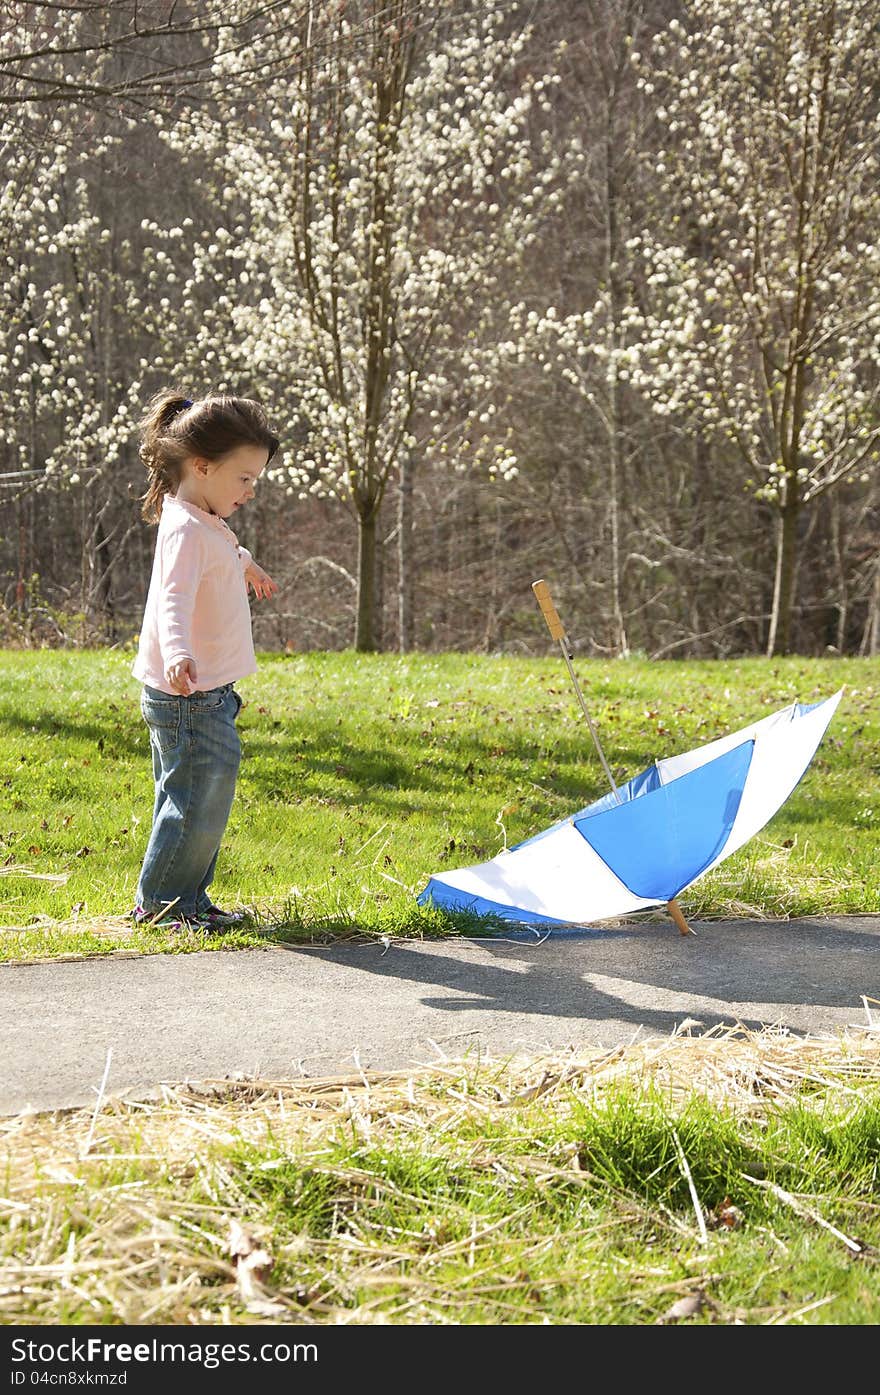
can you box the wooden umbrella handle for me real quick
[533,577,694,942]
[532,579,566,642]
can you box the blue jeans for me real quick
[136,683,243,917]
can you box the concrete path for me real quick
[3,915,879,1115]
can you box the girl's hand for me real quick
[166,658,198,696]
[245,561,279,601]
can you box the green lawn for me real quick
[3,648,880,1326]
[0,649,877,961]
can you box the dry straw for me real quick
[2,1018,880,1325]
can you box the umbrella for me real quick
[417,584,843,932]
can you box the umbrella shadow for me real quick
[306,918,880,1039]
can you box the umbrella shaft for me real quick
[558,639,621,802]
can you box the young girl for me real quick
[131,390,280,929]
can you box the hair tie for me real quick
[168,398,193,424]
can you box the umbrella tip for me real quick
[667,899,694,937]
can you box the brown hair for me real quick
[137,389,280,522]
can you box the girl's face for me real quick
[188,444,269,518]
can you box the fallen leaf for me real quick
[657,1290,707,1325]
[711,1196,744,1230]
[228,1218,287,1317]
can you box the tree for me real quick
[0,0,404,633]
[623,0,880,655]
[151,0,569,649]
[0,114,168,633]
[0,1,379,112]
[498,0,659,658]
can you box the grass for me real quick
[0,649,877,961]
[3,1026,880,1325]
[4,650,878,1327]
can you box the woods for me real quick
[1,0,878,658]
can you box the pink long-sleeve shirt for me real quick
[132,495,256,695]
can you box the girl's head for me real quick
[137,390,280,522]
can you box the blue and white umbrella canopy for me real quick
[417,690,843,927]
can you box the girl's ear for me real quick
[191,457,211,477]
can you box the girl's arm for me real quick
[158,527,204,687]
[243,554,279,601]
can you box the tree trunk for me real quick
[94,513,116,641]
[355,505,377,651]
[606,363,628,657]
[830,491,847,652]
[604,77,628,658]
[766,497,799,656]
[374,500,385,652]
[397,449,414,653]
[860,556,880,656]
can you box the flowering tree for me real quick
[0,114,168,632]
[0,3,140,629]
[491,0,660,658]
[0,1,338,632]
[1,1,327,111]
[149,0,568,649]
[619,0,880,655]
